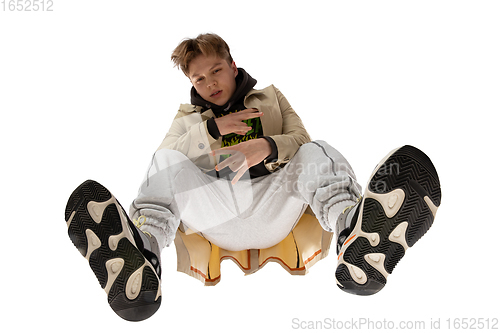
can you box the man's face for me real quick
[188,55,238,106]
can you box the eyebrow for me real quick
[191,62,223,79]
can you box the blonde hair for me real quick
[171,33,233,77]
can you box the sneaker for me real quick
[335,145,441,295]
[64,180,162,321]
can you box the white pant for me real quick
[130,140,362,252]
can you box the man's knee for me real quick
[293,141,354,175]
[294,140,337,162]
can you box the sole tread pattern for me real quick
[65,180,161,321]
[336,146,441,295]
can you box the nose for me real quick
[208,78,217,88]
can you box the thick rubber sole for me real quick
[335,145,441,295]
[65,180,162,321]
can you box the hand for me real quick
[214,108,263,136]
[211,138,272,184]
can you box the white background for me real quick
[1,0,499,332]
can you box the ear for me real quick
[231,61,238,77]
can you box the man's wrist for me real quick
[261,137,278,160]
[207,118,221,139]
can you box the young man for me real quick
[64,33,442,321]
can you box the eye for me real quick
[213,68,221,74]
[196,77,204,83]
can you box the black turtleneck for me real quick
[190,68,278,179]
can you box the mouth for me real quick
[210,90,222,98]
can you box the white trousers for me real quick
[130,140,362,252]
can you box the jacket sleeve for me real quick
[265,87,311,171]
[156,108,219,170]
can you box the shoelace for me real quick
[342,196,362,214]
[132,215,152,237]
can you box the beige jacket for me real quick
[157,85,311,172]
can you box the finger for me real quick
[215,154,239,171]
[235,124,252,131]
[211,147,238,157]
[231,108,261,117]
[229,156,249,184]
[238,108,259,113]
[231,166,248,185]
[223,151,248,172]
[238,112,263,120]
[234,126,251,135]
